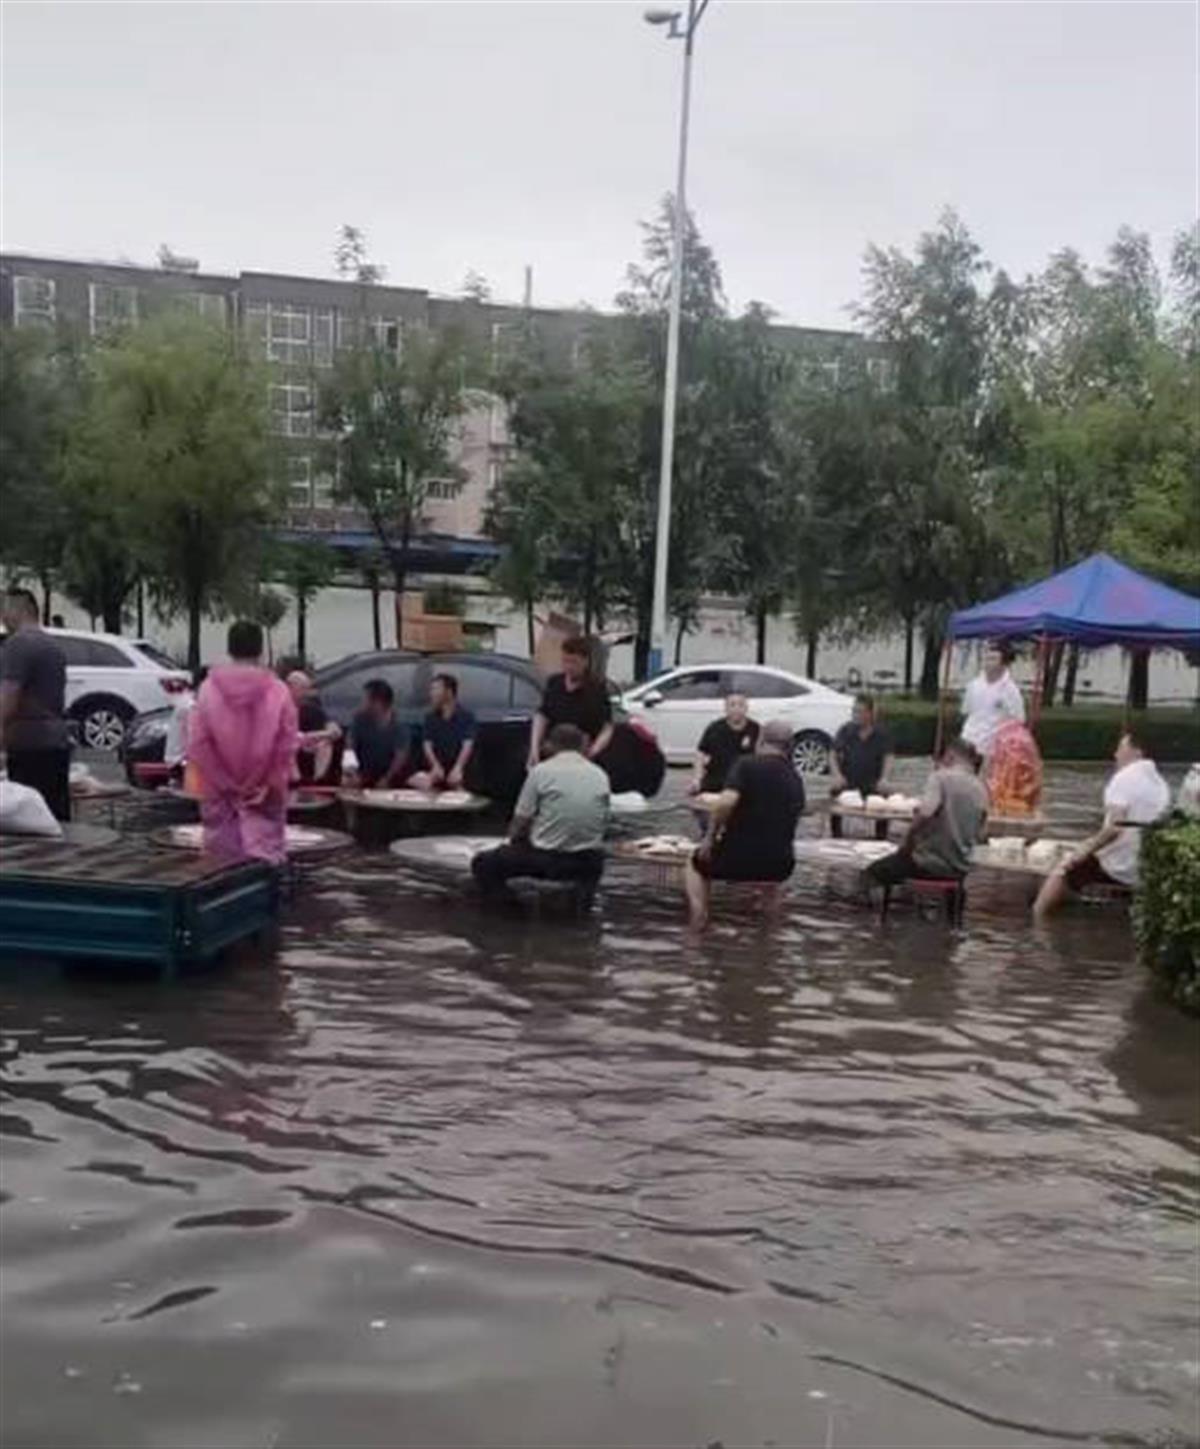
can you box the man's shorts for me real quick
[692,847,793,884]
[1062,854,1125,893]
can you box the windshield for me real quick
[134,642,185,671]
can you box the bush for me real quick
[876,698,1200,762]
[1135,817,1200,1012]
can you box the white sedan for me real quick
[619,665,854,774]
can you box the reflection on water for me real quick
[1,780,1197,1448]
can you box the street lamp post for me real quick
[644,0,709,679]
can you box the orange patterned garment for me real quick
[986,720,1043,817]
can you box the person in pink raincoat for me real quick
[187,621,298,864]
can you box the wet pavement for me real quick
[1,762,1197,1448]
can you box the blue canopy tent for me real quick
[937,554,1200,750]
[948,553,1200,650]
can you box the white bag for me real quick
[0,779,65,838]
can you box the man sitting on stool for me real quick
[472,723,609,904]
[865,736,987,898]
[684,719,806,931]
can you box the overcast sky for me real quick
[1,1,1195,329]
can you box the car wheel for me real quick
[74,699,133,752]
[791,730,831,776]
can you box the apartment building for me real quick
[0,250,886,550]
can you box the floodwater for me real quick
[2,766,1197,1449]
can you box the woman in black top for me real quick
[528,636,614,769]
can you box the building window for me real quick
[314,310,334,367]
[272,383,313,437]
[13,276,55,327]
[187,292,226,322]
[820,359,841,387]
[370,317,401,354]
[425,479,460,501]
[866,356,895,391]
[89,282,138,336]
[268,305,311,365]
[287,455,312,508]
[312,468,335,510]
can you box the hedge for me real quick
[1135,817,1200,1012]
[873,699,1200,762]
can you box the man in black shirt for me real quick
[528,635,613,769]
[689,693,760,794]
[685,719,805,930]
[286,671,343,785]
[830,694,894,840]
[0,588,71,820]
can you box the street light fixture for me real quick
[643,0,710,678]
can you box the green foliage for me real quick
[73,312,279,670]
[875,697,1200,762]
[318,325,473,643]
[1135,818,1200,1013]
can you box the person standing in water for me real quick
[528,636,614,770]
[689,693,760,795]
[961,643,1025,762]
[187,621,298,864]
[0,587,71,821]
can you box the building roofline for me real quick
[0,249,237,282]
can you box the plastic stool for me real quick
[881,875,966,926]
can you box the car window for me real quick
[87,640,134,668]
[57,637,94,668]
[655,669,723,701]
[321,660,421,720]
[726,670,807,699]
[446,662,513,711]
[135,642,183,670]
[511,675,543,711]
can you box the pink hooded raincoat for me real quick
[187,665,298,864]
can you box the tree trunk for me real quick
[582,533,597,637]
[902,612,915,693]
[755,604,768,665]
[102,602,122,634]
[39,575,52,626]
[805,628,819,680]
[297,593,308,661]
[1127,650,1149,712]
[526,599,536,657]
[187,598,203,679]
[1043,640,1065,707]
[370,577,382,650]
[919,626,943,701]
[1062,643,1080,707]
[674,616,687,666]
[136,580,145,637]
[634,631,651,682]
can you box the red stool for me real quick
[881,876,967,926]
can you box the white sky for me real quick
[1,1,1196,328]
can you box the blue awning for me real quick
[949,553,1200,649]
[273,529,501,575]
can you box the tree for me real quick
[274,540,339,661]
[250,588,288,665]
[77,313,279,673]
[0,327,78,620]
[318,326,472,645]
[485,456,555,656]
[460,270,492,303]
[334,224,387,285]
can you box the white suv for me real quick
[48,629,192,751]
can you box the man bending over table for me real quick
[472,724,609,904]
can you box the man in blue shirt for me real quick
[349,679,410,788]
[411,672,477,791]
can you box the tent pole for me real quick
[934,636,953,759]
[1031,633,1049,735]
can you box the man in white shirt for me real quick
[961,644,1025,761]
[1033,730,1171,920]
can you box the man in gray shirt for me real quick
[866,736,988,890]
[472,723,610,902]
[1,588,71,820]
